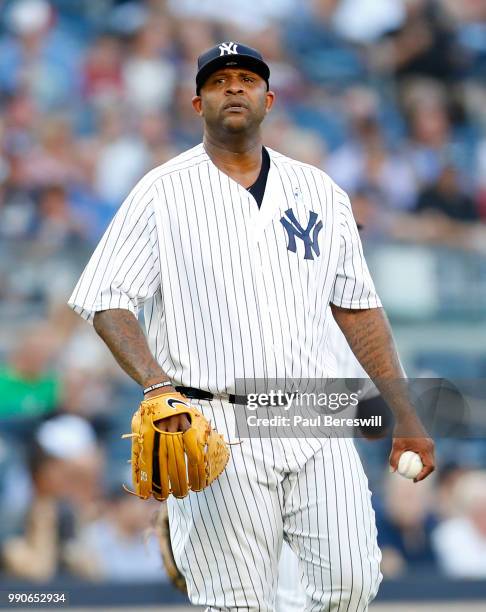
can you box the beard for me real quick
[220,113,255,134]
[204,101,266,138]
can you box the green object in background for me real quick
[0,367,60,419]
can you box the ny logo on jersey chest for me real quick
[280,208,323,260]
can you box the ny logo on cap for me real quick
[219,42,238,56]
[280,209,323,261]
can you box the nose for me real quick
[225,77,243,95]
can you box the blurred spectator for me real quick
[327,88,417,211]
[22,116,84,189]
[91,106,150,205]
[59,367,115,438]
[3,91,39,156]
[402,80,473,188]
[0,323,61,421]
[1,415,103,581]
[376,471,437,577]
[138,111,175,168]
[346,189,394,239]
[108,1,150,39]
[0,158,37,240]
[332,0,406,44]
[174,18,216,69]
[265,110,328,167]
[284,0,366,85]
[0,0,82,110]
[370,0,462,81]
[415,164,479,222]
[432,470,486,578]
[82,34,124,107]
[443,0,486,79]
[434,462,472,520]
[35,184,90,248]
[170,78,206,148]
[74,491,166,582]
[281,128,327,168]
[122,17,176,114]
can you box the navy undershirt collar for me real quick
[246,147,270,208]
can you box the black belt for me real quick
[176,386,296,406]
[176,386,250,405]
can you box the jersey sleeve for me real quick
[331,192,381,309]
[68,179,161,324]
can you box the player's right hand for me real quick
[389,415,435,483]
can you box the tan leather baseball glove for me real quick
[123,392,230,501]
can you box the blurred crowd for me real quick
[0,0,485,249]
[1,0,486,587]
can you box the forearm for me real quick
[330,305,419,425]
[93,309,168,388]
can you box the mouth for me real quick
[223,101,248,113]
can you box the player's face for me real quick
[192,68,274,136]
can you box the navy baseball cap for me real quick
[196,42,270,95]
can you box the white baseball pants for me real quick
[168,399,382,611]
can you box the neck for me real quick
[203,130,263,175]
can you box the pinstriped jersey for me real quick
[68,143,381,393]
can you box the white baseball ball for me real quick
[397,451,423,480]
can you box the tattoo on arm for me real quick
[93,309,167,388]
[330,305,417,422]
[330,306,404,378]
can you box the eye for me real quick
[243,76,254,83]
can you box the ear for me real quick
[264,90,275,115]
[192,95,203,116]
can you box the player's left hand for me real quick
[123,392,230,501]
[389,415,435,482]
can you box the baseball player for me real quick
[69,42,435,611]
